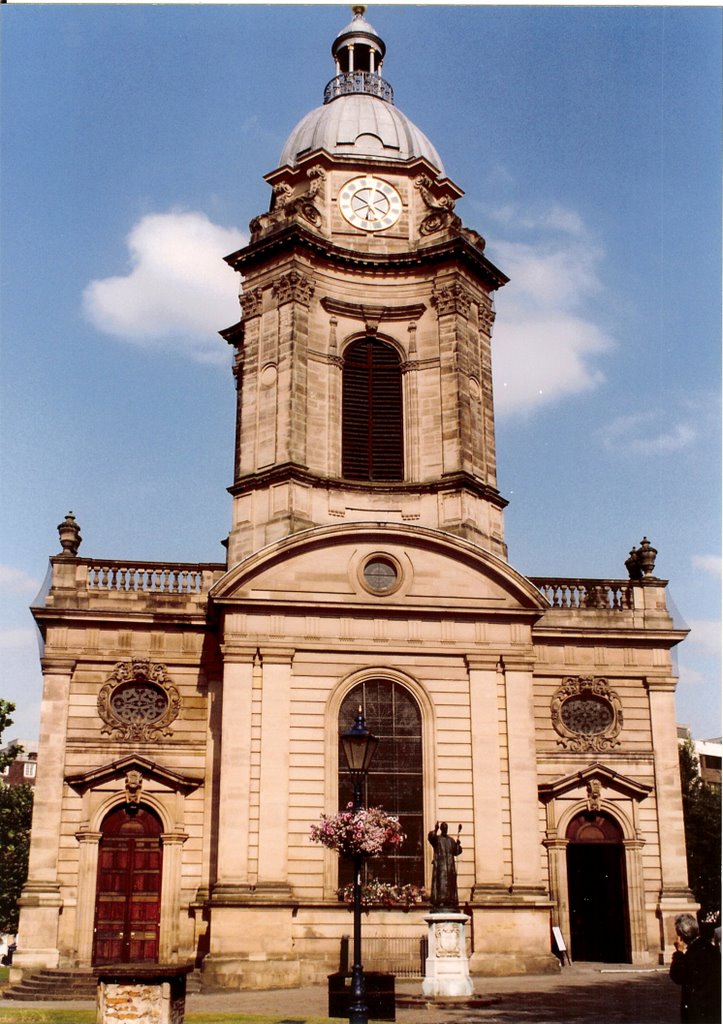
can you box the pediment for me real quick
[538,762,651,803]
[66,754,203,796]
[211,523,547,616]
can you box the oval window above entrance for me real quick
[560,695,614,735]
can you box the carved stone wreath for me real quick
[98,659,181,742]
[550,676,623,753]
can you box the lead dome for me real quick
[278,7,445,175]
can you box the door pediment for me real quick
[539,762,652,804]
[66,754,203,796]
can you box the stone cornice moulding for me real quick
[320,296,426,324]
[225,223,509,291]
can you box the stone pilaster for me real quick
[14,658,73,972]
[543,837,570,939]
[159,833,189,961]
[214,650,256,894]
[432,278,474,477]
[467,657,505,889]
[256,649,294,894]
[74,830,102,968]
[402,322,420,481]
[623,837,651,964]
[273,268,314,468]
[645,677,692,894]
[237,287,263,479]
[503,661,545,891]
[645,675,698,960]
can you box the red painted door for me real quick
[93,806,163,965]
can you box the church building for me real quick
[14,8,696,990]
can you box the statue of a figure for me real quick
[428,821,462,911]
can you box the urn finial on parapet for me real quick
[637,537,657,576]
[57,511,82,557]
[625,537,657,579]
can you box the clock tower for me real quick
[222,6,509,566]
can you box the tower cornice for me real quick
[227,460,508,511]
[224,222,508,291]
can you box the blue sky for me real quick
[1,4,720,742]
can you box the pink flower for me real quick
[310,806,405,857]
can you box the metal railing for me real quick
[324,71,394,104]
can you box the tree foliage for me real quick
[0,783,33,933]
[0,699,22,772]
[0,699,33,934]
[678,737,722,919]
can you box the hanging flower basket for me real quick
[310,803,405,858]
[337,879,427,910]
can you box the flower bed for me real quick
[337,879,427,909]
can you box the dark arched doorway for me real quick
[566,812,630,963]
[93,804,163,965]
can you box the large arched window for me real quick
[338,680,424,888]
[342,338,403,481]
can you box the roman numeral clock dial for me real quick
[339,175,402,231]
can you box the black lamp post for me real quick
[340,706,379,1024]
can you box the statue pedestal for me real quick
[422,912,474,998]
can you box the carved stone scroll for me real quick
[431,282,473,319]
[550,676,623,753]
[272,269,315,307]
[240,287,263,319]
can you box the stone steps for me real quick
[3,967,202,1001]
[3,969,97,1001]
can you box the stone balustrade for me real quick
[530,578,635,612]
[86,562,220,595]
[46,557,226,607]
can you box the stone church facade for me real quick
[14,9,696,990]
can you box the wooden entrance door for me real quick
[566,812,629,963]
[93,805,163,965]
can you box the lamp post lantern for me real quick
[340,706,379,1024]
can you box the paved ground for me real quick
[184,965,680,1023]
[1,964,682,1023]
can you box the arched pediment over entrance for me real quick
[210,522,548,617]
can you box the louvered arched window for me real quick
[342,338,403,481]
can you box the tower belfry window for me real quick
[342,338,403,481]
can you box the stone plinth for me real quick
[422,912,474,998]
[95,964,191,1024]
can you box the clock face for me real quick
[339,176,402,231]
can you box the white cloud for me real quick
[686,619,722,657]
[489,223,614,414]
[692,555,722,578]
[0,566,40,595]
[489,202,587,238]
[83,211,246,364]
[598,411,697,455]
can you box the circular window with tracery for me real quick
[551,676,622,753]
[98,659,181,742]
[359,554,403,595]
